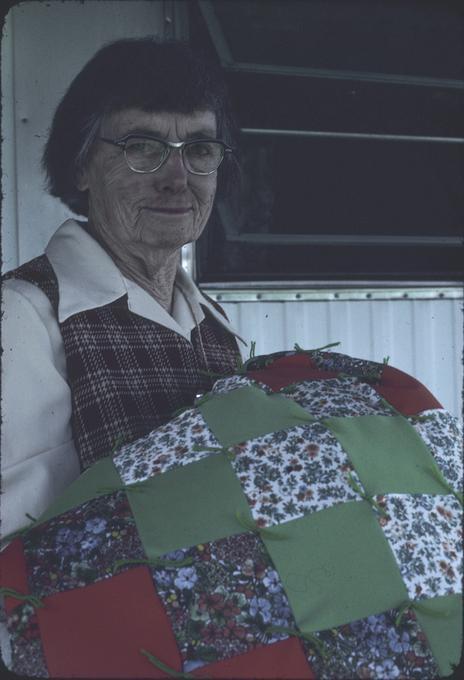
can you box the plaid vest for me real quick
[4,255,240,470]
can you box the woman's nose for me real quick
[154,148,189,192]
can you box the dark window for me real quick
[190,0,464,283]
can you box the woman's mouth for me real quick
[143,206,193,215]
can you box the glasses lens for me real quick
[184,141,224,174]
[124,138,166,172]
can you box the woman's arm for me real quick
[1,280,80,539]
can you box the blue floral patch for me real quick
[151,533,295,672]
[23,491,145,597]
[303,607,439,679]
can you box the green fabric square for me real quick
[36,457,122,526]
[199,385,315,447]
[415,594,462,677]
[323,415,447,496]
[263,500,408,632]
[127,454,252,559]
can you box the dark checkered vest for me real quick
[4,255,241,470]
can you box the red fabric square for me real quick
[375,365,442,416]
[248,354,339,391]
[37,566,181,678]
[0,538,30,614]
[195,637,315,679]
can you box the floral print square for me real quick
[6,603,48,678]
[229,422,363,527]
[151,533,295,672]
[409,410,463,494]
[23,491,145,598]
[302,607,439,679]
[280,376,392,418]
[376,494,462,600]
[113,408,221,485]
[311,351,384,383]
[211,374,272,396]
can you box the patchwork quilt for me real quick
[0,349,462,678]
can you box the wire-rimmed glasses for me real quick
[99,134,232,175]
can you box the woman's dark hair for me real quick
[43,38,239,216]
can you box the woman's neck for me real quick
[86,220,179,312]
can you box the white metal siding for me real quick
[221,297,463,420]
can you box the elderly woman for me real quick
[1,38,243,538]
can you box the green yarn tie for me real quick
[395,599,452,627]
[266,625,327,658]
[294,341,341,354]
[192,444,235,461]
[97,480,148,496]
[0,587,44,609]
[140,649,203,678]
[346,473,388,518]
[235,511,286,540]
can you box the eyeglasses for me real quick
[99,134,232,175]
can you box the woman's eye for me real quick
[126,140,163,155]
[127,142,152,153]
[189,143,212,156]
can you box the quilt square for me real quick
[409,409,463,494]
[6,602,48,678]
[377,494,462,601]
[24,491,145,598]
[211,374,273,396]
[324,415,449,496]
[375,365,442,416]
[264,501,408,633]
[311,351,384,382]
[151,533,296,672]
[302,606,438,680]
[280,377,392,418]
[230,422,362,527]
[127,454,252,560]
[37,566,180,678]
[113,408,221,485]
[199,385,314,448]
[247,353,339,391]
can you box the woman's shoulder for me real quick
[2,254,59,311]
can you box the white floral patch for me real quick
[280,377,393,418]
[409,409,463,494]
[229,422,363,527]
[113,408,221,485]
[377,493,462,601]
[211,374,272,396]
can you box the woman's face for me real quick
[78,108,218,253]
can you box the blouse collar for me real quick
[45,219,245,344]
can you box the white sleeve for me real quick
[1,280,80,539]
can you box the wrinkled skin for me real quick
[77,109,218,310]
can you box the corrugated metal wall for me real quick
[217,296,463,420]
